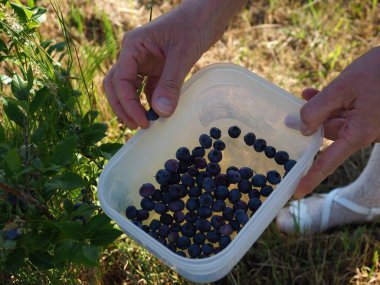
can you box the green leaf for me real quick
[0,74,12,85]
[72,203,96,217]
[2,239,17,250]
[56,221,84,241]
[54,240,79,264]
[81,123,108,145]
[31,6,47,23]
[82,110,98,125]
[63,199,74,214]
[90,228,122,246]
[99,143,123,160]
[74,244,99,267]
[5,247,25,271]
[3,96,28,111]
[10,3,33,22]
[11,74,29,101]
[0,124,5,143]
[4,148,21,173]
[45,172,86,192]
[47,42,65,55]
[84,213,112,237]
[26,66,33,91]
[50,135,77,166]
[29,250,53,269]
[24,232,52,251]
[30,86,49,114]
[3,99,25,127]
[0,38,8,53]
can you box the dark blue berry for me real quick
[139,183,155,197]
[195,218,211,232]
[267,170,281,185]
[181,173,195,187]
[164,159,179,173]
[210,127,222,139]
[193,233,207,245]
[222,207,234,221]
[149,230,159,239]
[219,236,231,248]
[181,223,196,238]
[228,189,242,203]
[126,205,137,220]
[132,220,143,228]
[154,202,167,214]
[248,189,261,199]
[248,198,262,211]
[142,225,150,233]
[206,163,221,176]
[211,215,224,229]
[200,193,214,207]
[168,184,187,200]
[212,200,226,212]
[155,169,171,185]
[202,177,215,193]
[176,147,192,162]
[284,159,297,172]
[198,206,212,218]
[228,126,241,138]
[215,186,229,200]
[202,243,214,255]
[5,229,20,240]
[185,212,198,223]
[168,199,185,212]
[233,200,248,211]
[161,193,171,204]
[235,209,249,225]
[170,223,182,233]
[208,149,222,163]
[176,251,186,257]
[274,151,289,165]
[227,169,241,184]
[169,172,181,184]
[213,140,226,151]
[158,224,170,238]
[260,185,273,197]
[243,132,256,146]
[252,174,267,187]
[160,213,173,225]
[230,220,241,231]
[149,219,161,231]
[188,186,202,197]
[214,174,229,187]
[207,230,221,243]
[196,172,211,186]
[199,134,213,149]
[178,161,190,174]
[238,179,252,193]
[239,167,254,179]
[173,211,185,223]
[168,243,177,252]
[219,224,233,236]
[187,165,199,177]
[151,189,163,201]
[253,139,267,152]
[264,146,276,158]
[141,197,154,211]
[167,231,179,243]
[186,197,200,212]
[227,166,239,172]
[137,209,149,221]
[177,236,191,250]
[188,244,201,258]
[194,157,207,169]
[146,108,159,121]
[192,146,205,158]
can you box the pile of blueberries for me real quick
[125,125,296,258]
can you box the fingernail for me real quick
[156,97,174,115]
[300,122,312,136]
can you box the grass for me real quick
[17,0,380,284]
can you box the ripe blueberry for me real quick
[188,244,201,258]
[219,224,233,236]
[260,185,273,197]
[178,161,191,174]
[188,186,202,197]
[206,163,221,176]
[214,174,229,187]
[194,157,207,169]
[228,126,241,138]
[181,173,195,187]
[5,229,20,240]
[239,167,254,179]
[212,200,226,212]
[193,233,207,245]
[228,189,242,204]
[160,213,173,225]
[154,202,168,214]
[200,193,214,207]
[173,211,185,223]
[211,215,225,229]
[214,186,229,200]
[207,230,221,243]
[209,127,222,139]
[235,209,249,225]
[164,159,179,173]
[233,200,248,211]
[137,209,149,221]
[284,159,297,172]
[238,179,252,193]
[199,134,213,149]
[198,206,212,218]
[195,218,212,232]
[187,165,199,177]
[170,223,182,233]
[176,251,186,257]
[222,207,234,221]
[226,169,241,184]
[155,169,171,186]
[213,140,226,151]
[181,223,196,238]
[192,146,205,158]
[248,198,262,211]
[185,212,198,223]
[168,199,185,212]
[151,189,163,202]
[243,132,256,146]
[202,243,214,256]
[158,224,170,238]
[267,170,281,185]
[176,147,192,162]
[264,146,276,158]
[230,220,241,231]
[252,174,267,187]
[167,231,179,243]
[186,197,200,212]
[196,171,211,186]
[248,189,261,199]
[146,108,159,121]
[141,197,154,211]
[202,177,215,193]
[274,151,289,165]
[176,236,191,250]
[126,205,138,220]
[149,219,161,231]
[139,183,155,197]
[219,236,231,249]
[253,139,267,152]
[208,149,222,163]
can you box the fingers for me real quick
[301,88,319,101]
[144,76,160,106]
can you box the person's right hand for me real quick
[103,0,246,129]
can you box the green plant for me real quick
[0,0,122,282]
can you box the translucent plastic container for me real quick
[98,63,323,283]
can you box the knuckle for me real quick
[161,79,181,94]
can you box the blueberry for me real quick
[168,184,187,200]
[274,151,289,165]
[202,177,215,193]
[126,205,138,220]
[151,189,163,202]
[207,230,221,243]
[161,193,171,204]
[200,193,214,207]
[137,209,149,221]
[170,223,182,233]
[253,139,267,152]
[206,163,221,176]
[226,166,239,172]
[167,231,179,243]
[149,230,159,239]
[227,169,241,184]
[193,233,207,245]
[195,218,211,232]
[228,126,241,138]
[192,146,205,158]
[176,251,186,257]
[188,186,202,197]
[168,243,177,252]
[267,170,281,185]
[196,171,211,186]
[194,157,207,169]
[177,147,193,162]
[181,173,195,187]
[235,209,249,225]
[248,198,262,211]
[185,212,198,223]
[177,236,191,250]
[239,167,254,179]
[140,197,154,211]
[5,229,20,240]
[186,197,200,212]
[238,179,252,193]
[208,149,222,163]
[213,140,226,151]
[284,159,297,172]
[252,174,267,187]
[181,223,196,238]
[199,134,213,149]
[188,244,201,258]
[243,132,256,146]
[160,185,169,193]
[168,172,180,184]
[212,200,226,212]
[154,202,168,214]
[214,174,229,187]
[149,219,161,231]
[158,224,170,238]
[210,127,222,139]
[264,146,276,158]
[173,211,185,223]
[211,215,225,229]
[160,213,173,225]
[132,220,143,228]
[164,159,178,173]
[228,189,242,203]
[202,243,214,256]
[233,200,248,211]
[260,185,273,197]
[139,183,155,197]
[168,199,185,212]
[155,169,171,185]
[214,186,229,200]
[248,188,261,199]
[219,224,233,236]
[198,206,212,218]
[187,165,200,177]
[219,236,231,249]
[230,220,241,231]
[222,207,234,221]
[146,108,159,121]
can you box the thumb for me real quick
[151,58,188,117]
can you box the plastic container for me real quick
[98,63,323,283]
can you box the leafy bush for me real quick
[0,1,122,282]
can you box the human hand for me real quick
[294,47,380,198]
[103,0,246,129]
